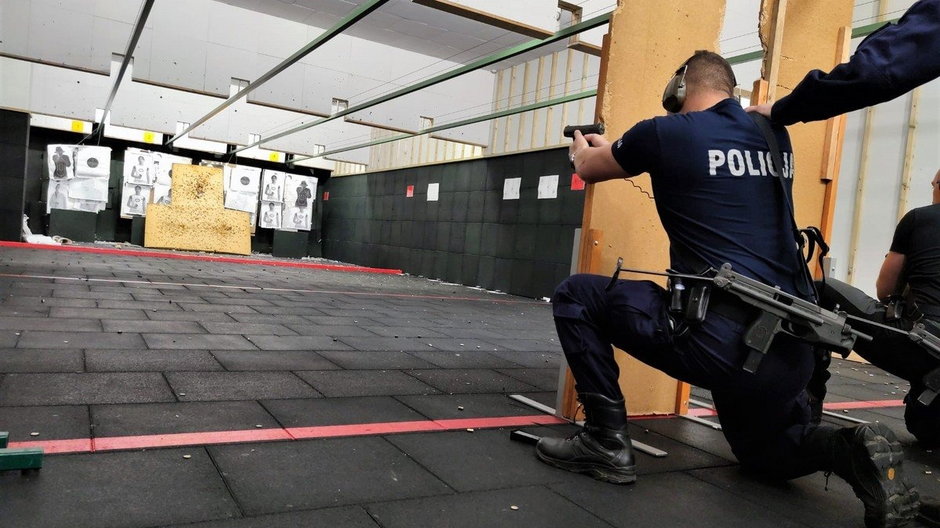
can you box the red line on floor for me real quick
[8,414,567,455]
[0,241,401,275]
[684,398,906,418]
[823,399,905,410]
[7,399,910,455]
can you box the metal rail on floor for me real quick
[685,397,872,428]
[821,410,870,424]
[0,432,43,474]
[508,394,668,458]
[682,398,722,431]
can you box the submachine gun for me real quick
[697,263,867,373]
[612,259,940,405]
[610,260,870,372]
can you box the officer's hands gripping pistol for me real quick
[563,123,605,138]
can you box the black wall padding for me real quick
[49,210,98,242]
[321,148,584,299]
[0,110,30,241]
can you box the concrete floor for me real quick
[0,244,936,528]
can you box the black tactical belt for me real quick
[707,290,755,326]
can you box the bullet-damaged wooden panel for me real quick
[583,0,727,416]
[145,205,250,255]
[169,164,225,208]
[758,0,853,240]
[143,164,250,255]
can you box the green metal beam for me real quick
[727,50,763,66]
[292,89,598,163]
[233,12,612,155]
[167,0,390,145]
[287,16,898,165]
[852,19,896,38]
[724,17,898,66]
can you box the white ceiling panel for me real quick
[214,0,537,66]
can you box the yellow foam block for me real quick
[143,164,250,255]
[145,204,250,255]
[169,164,225,208]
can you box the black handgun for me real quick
[563,123,605,138]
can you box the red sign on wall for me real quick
[406,185,415,198]
[322,192,330,201]
[571,173,586,191]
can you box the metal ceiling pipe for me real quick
[99,0,155,125]
[231,11,612,155]
[291,89,597,163]
[166,0,390,146]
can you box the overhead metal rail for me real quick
[291,89,597,163]
[728,17,896,65]
[287,16,896,163]
[166,0,389,145]
[99,0,155,125]
[155,7,893,160]
[232,11,612,155]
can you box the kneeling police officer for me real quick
[539,50,920,528]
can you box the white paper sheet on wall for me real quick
[283,205,312,231]
[69,198,106,213]
[47,145,75,180]
[67,176,109,201]
[260,170,285,203]
[427,182,440,202]
[153,183,172,205]
[152,153,190,186]
[224,191,258,213]
[47,180,70,213]
[121,182,148,217]
[503,177,521,200]
[230,165,262,194]
[124,149,153,186]
[73,146,111,178]
[538,175,559,199]
[259,201,282,229]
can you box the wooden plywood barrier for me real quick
[559,0,727,419]
[758,0,853,259]
[144,164,251,255]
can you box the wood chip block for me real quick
[168,164,225,208]
[144,164,250,255]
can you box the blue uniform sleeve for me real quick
[771,0,940,125]
[610,118,661,177]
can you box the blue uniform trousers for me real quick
[553,273,819,478]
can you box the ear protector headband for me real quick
[661,63,688,114]
[662,54,739,113]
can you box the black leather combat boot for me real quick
[805,423,920,528]
[535,392,636,484]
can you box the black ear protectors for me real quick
[661,64,688,113]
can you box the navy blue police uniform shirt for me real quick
[611,98,807,298]
[772,0,940,125]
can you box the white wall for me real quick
[0,0,495,156]
[829,76,940,298]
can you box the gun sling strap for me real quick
[748,113,829,301]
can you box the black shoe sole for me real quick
[536,448,637,485]
[853,423,919,528]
